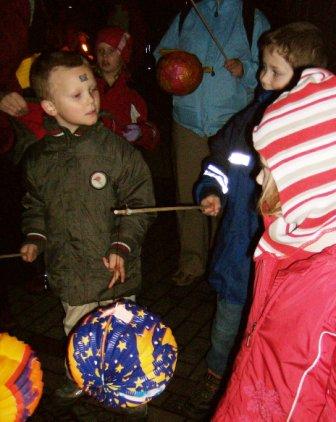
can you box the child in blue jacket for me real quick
[184,21,328,420]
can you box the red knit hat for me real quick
[95,27,132,64]
[253,68,336,258]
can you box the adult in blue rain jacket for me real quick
[154,0,270,286]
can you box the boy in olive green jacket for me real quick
[21,51,154,342]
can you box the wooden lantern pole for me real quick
[113,205,202,215]
[188,0,228,60]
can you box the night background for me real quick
[1,0,336,420]
[33,0,336,70]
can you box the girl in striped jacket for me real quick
[213,67,336,421]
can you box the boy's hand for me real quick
[0,92,28,116]
[201,195,221,217]
[20,244,38,262]
[224,59,244,78]
[103,254,125,288]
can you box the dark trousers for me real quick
[206,298,245,377]
[171,121,219,276]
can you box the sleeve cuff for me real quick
[107,242,131,259]
[22,233,47,254]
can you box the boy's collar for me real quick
[255,87,278,103]
[43,116,94,137]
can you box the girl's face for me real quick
[96,42,123,75]
[256,156,270,187]
[259,46,294,91]
[257,156,281,216]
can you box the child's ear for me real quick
[41,99,57,116]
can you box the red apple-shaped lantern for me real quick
[156,51,203,95]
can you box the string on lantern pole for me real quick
[187,0,228,60]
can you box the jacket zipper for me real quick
[244,259,286,348]
[246,322,257,347]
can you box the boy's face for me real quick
[96,42,123,75]
[260,46,294,91]
[42,64,100,133]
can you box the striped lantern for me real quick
[0,333,43,421]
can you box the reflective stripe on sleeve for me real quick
[228,151,251,166]
[203,164,229,194]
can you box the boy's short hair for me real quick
[30,51,88,100]
[260,22,328,69]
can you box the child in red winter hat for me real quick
[96,26,133,65]
[95,26,159,150]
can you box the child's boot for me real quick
[183,372,222,420]
[54,377,83,400]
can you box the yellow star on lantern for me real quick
[137,309,146,318]
[81,347,93,361]
[115,363,124,373]
[134,377,144,388]
[81,335,90,346]
[117,340,127,352]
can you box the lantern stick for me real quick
[0,253,22,260]
[188,0,228,60]
[113,205,202,215]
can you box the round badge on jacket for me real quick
[90,171,107,189]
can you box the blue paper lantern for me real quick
[67,299,177,409]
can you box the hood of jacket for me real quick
[253,68,336,257]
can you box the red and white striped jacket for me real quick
[213,68,336,421]
[253,68,336,257]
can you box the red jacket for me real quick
[214,245,336,421]
[0,0,31,154]
[17,102,47,140]
[13,74,160,154]
[98,72,159,150]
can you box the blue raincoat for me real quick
[195,90,276,304]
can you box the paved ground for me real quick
[4,140,218,421]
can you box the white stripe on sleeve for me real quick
[203,164,229,194]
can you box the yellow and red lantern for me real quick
[0,333,43,421]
